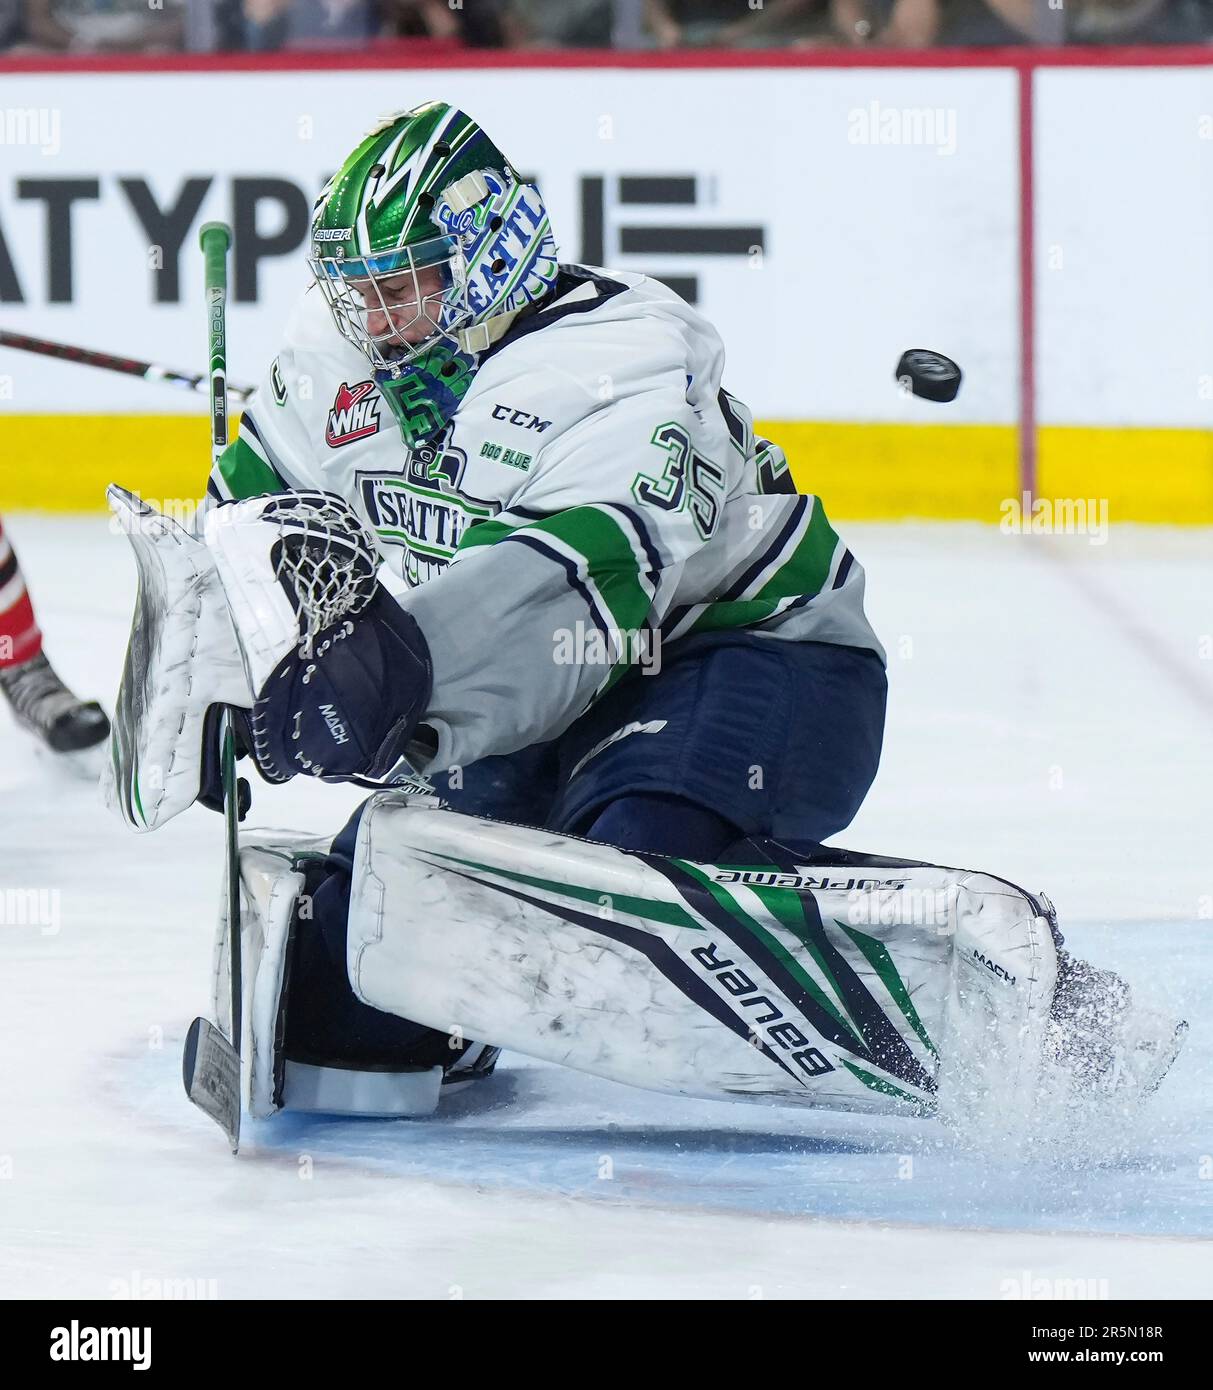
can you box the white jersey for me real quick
[209,265,883,770]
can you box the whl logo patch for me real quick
[326,381,380,448]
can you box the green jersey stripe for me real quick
[215,434,286,501]
[458,506,654,642]
[455,517,518,552]
[754,497,840,604]
[681,500,842,638]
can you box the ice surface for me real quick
[1,515,1210,1298]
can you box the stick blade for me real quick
[183,1015,241,1152]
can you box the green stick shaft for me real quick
[199,221,232,472]
[199,221,243,1146]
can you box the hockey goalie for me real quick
[103,101,1184,1134]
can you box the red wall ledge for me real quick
[1,42,1211,74]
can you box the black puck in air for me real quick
[895,349,962,403]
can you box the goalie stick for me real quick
[181,222,245,1153]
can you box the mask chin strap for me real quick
[456,310,521,354]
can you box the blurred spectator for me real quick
[0,0,186,50]
[241,0,374,50]
[382,0,507,46]
[194,0,244,48]
[828,0,943,46]
[642,0,942,47]
[943,0,1212,43]
[50,0,184,49]
[502,0,612,46]
[238,0,507,51]
[936,0,1037,41]
[0,0,73,49]
[3,0,1212,58]
[813,0,1212,45]
[1066,0,1170,39]
[643,0,795,45]
[645,0,734,45]
[677,0,1213,44]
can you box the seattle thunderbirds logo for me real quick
[357,436,491,588]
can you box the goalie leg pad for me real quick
[346,797,1067,1116]
[343,804,1186,1123]
[212,831,463,1119]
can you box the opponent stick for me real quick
[0,327,253,401]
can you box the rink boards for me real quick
[0,60,1211,520]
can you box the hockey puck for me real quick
[895,349,962,403]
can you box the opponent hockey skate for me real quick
[0,650,110,773]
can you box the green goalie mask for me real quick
[309,101,560,375]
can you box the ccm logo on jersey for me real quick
[491,404,551,432]
[326,381,381,448]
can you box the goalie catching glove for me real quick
[204,491,433,786]
[103,488,434,833]
[248,586,430,783]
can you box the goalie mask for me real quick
[309,101,560,445]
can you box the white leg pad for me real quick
[210,830,445,1120]
[936,878,1059,1127]
[345,795,1061,1117]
